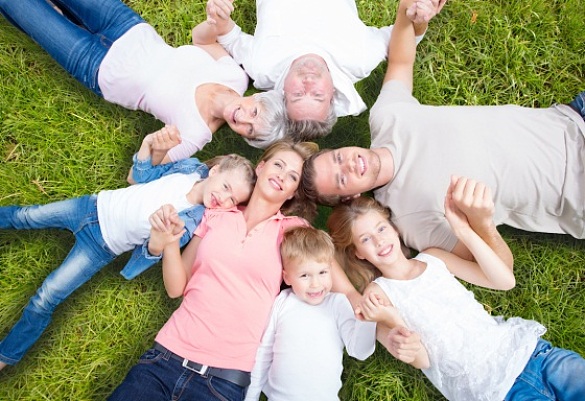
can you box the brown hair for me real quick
[326,196,391,292]
[258,140,320,222]
[300,148,343,207]
[280,226,335,269]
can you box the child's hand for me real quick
[384,326,423,364]
[445,175,495,234]
[356,292,397,323]
[406,0,446,24]
[148,205,186,255]
[206,0,234,25]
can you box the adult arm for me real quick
[384,0,446,88]
[192,0,236,45]
[148,205,201,298]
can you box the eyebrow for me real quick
[332,152,342,190]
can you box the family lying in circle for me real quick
[1,0,585,399]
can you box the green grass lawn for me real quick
[0,0,584,399]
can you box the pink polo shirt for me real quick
[155,206,306,371]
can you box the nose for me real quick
[309,276,320,287]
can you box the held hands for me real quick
[148,205,186,256]
[405,0,447,24]
[206,0,234,25]
[383,326,424,365]
[445,175,495,235]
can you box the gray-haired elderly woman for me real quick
[0,0,288,161]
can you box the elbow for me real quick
[166,290,183,299]
[495,275,516,291]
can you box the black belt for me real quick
[153,342,251,388]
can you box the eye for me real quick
[378,225,386,233]
[274,161,283,168]
[223,183,228,190]
[289,173,299,183]
[360,236,370,244]
[340,175,347,187]
[336,153,342,164]
[253,108,258,117]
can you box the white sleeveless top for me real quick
[374,253,545,401]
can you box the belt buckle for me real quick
[182,359,208,375]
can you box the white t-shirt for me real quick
[245,289,376,401]
[370,80,585,252]
[98,23,249,161]
[97,172,200,255]
[218,0,402,117]
[374,253,545,401]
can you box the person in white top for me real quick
[327,177,585,401]
[194,0,446,140]
[0,0,289,160]
[245,226,376,401]
[0,127,255,372]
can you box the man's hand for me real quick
[406,0,446,24]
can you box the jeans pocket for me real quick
[138,348,165,365]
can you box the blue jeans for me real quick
[0,196,117,365]
[569,91,585,121]
[505,339,585,400]
[0,0,143,95]
[108,347,247,401]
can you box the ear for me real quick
[282,269,291,285]
[255,160,265,175]
[208,165,219,176]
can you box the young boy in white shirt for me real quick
[245,226,376,401]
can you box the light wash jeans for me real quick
[505,339,585,400]
[0,0,143,95]
[0,195,117,364]
[108,347,247,401]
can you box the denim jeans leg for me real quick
[0,197,117,365]
[569,91,585,121]
[0,0,142,95]
[505,339,585,401]
[109,348,247,401]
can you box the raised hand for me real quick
[406,0,447,24]
[445,175,495,234]
[206,0,235,25]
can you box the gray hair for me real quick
[286,105,337,142]
[244,90,288,149]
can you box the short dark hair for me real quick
[300,148,343,206]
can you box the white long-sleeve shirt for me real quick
[218,0,406,117]
[245,289,376,401]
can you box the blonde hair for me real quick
[327,196,391,292]
[281,226,335,269]
[204,153,256,193]
[258,140,320,222]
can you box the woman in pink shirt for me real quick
[108,140,318,401]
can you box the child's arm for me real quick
[330,258,363,312]
[192,0,235,45]
[425,176,516,290]
[359,285,430,369]
[127,126,182,184]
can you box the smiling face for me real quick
[201,166,254,209]
[283,258,332,306]
[351,210,401,267]
[224,94,267,138]
[255,150,304,204]
[311,147,382,198]
[283,54,335,122]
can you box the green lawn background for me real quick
[0,0,584,399]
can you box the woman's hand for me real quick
[148,205,185,255]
